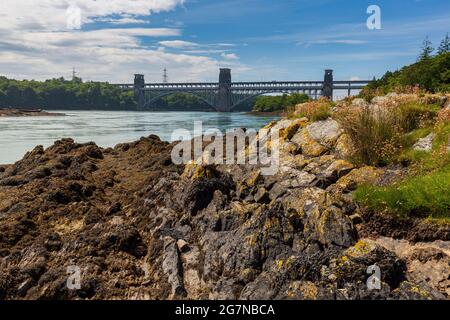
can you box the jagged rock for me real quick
[335,133,355,158]
[334,166,383,192]
[413,133,434,152]
[182,173,234,215]
[304,205,356,248]
[0,115,447,301]
[162,237,186,298]
[374,237,450,297]
[306,119,343,147]
[291,129,327,157]
[254,187,270,204]
[391,281,446,300]
[322,239,407,299]
[280,118,306,141]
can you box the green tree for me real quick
[419,36,434,61]
[438,33,450,55]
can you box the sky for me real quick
[0,0,449,84]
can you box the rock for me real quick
[285,281,319,300]
[291,129,327,157]
[254,187,270,204]
[413,133,434,152]
[177,239,190,253]
[269,182,288,200]
[0,116,447,301]
[335,134,355,159]
[373,237,450,297]
[162,237,186,298]
[304,205,356,248]
[318,160,355,186]
[325,239,408,297]
[392,281,446,300]
[182,163,217,180]
[306,119,343,147]
[17,278,34,297]
[334,166,383,192]
[280,119,306,141]
[182,173,234,215]
[281,141,302,155]
[270,119,294,132]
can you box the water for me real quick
[0,110,279,164]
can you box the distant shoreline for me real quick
[246,110,283,117]
[0,108,65,117]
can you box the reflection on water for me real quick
[0,110,279,164]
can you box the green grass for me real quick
[354,165,450,218]
[397,123,450,171]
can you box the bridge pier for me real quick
[134,74,145,110]
[217,68,232,112]
[322,69,333,101]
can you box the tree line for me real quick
[363,34,450,95]
[0,76,138,110]
[252,93,310,112]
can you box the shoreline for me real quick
[0,108,65,117]
[0,92,449,300]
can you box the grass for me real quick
[335,99,442,166]
[354,165,450,219]
[397,123,450,172]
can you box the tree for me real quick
[437,33,450,55]
[419,36,434,61]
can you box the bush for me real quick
[287,98,333,121]
[335,105,404,165]
[335,99,441,166]
[354,165,450,219]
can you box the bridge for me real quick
[113,69,371,112]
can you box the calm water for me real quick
[0,111,279,164]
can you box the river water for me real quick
[0,111,279,164]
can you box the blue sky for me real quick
[0,0,449,84]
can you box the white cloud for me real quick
[0,0,252,83]
[299,39,367,47]
[158,40,200,49]
[0,0,186,31]
[96,17,150,25]
[221,53,239,60]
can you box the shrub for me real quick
[354,165,450,219]
[335,99,441,166]
[335,105,405,165]
[287,98,333,122]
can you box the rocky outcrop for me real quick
[0,116,448,300]
[413,133,434,152]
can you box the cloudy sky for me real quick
[0,0,449,83]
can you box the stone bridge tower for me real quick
[217,68,232,112]
[322,69,333,100]
[134,74,145,110]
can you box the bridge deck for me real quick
[113,80,369,91]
